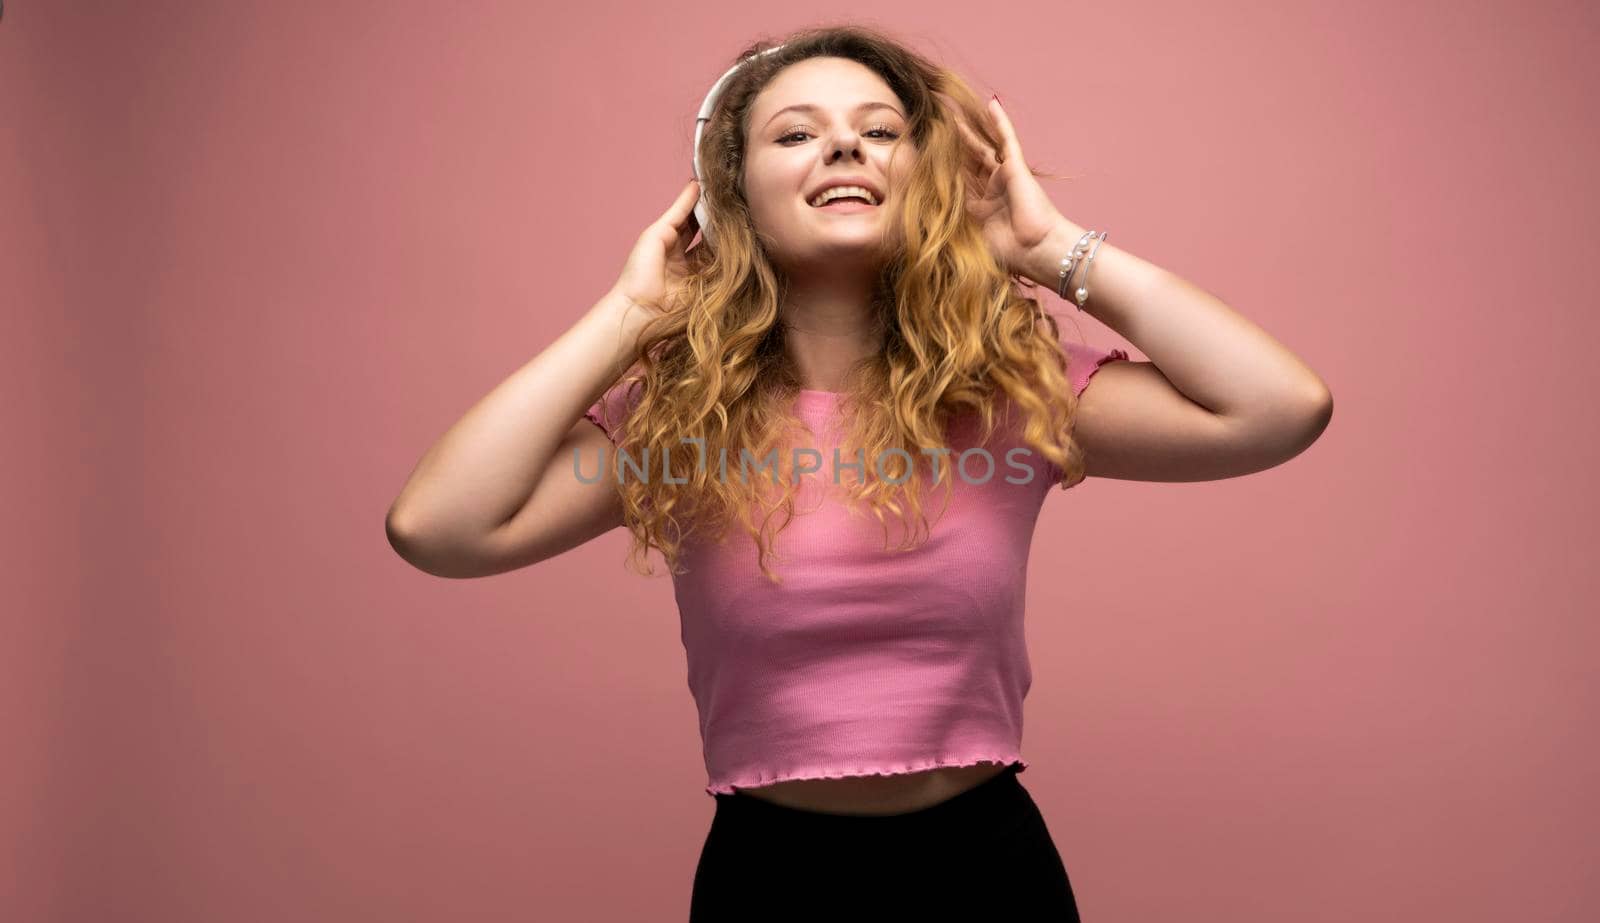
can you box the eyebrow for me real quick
[762,101,906,131]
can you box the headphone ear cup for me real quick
[692,197,711,248]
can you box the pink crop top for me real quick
[583,335,1129,797]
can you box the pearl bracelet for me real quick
[1056,230,1107,310]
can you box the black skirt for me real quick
[689,762,1082,921]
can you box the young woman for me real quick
[386,24,1332,921]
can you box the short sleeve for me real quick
[1062,339,1131,398]
[1049,329,1131,490]
[582,376,644,444]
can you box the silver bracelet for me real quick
[1056,230,1107,310]
[1074,231,1107,310]
[1055,231,1091,301]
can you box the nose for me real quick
[827,130,865,163]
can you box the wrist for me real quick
[585,290,653,371]
[1022,217,1090,292]
[591,289,653,333]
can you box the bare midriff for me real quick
[731,761,1011,816]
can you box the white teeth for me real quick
[809,185,879,207]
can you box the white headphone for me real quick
[691,45,787,249]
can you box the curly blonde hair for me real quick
[602,23,1094,583]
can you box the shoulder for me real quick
[583,374,647,442]
[1061,339,1131,398]
[1041,304,1132,398]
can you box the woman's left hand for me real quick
[955,97,1068,280]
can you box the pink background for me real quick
[4,2,1595,920]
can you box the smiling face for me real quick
[740,56,916,273]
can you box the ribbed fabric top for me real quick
[583,337,1129,797]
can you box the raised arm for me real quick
[386,179,701,578]
[384,292,652,578]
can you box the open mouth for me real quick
[810,197,878,212]
[807,184,882,209]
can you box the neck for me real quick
[778,264,884,392]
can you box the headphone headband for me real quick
[692,44,787,248]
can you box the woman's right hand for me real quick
[608,179,703,317]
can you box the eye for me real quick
[777,124,901,145]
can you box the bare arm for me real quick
[386,177,703,577]
[1022,219,1332,484]
[965,99,1330,484]
[384,291,652,578]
